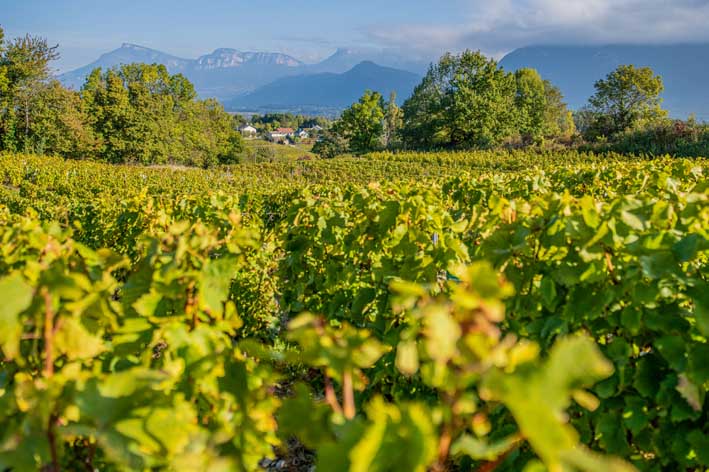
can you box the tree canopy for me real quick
[82,63,242,166]
[399,51,575,150]
[401,51,518,149]
[587,64,666,137]
[333,90,385,154]
[314,51,577,157]
[382,91,403,149]
[0,30,60,153]
[0,28,243,167]
[2,27,687,161]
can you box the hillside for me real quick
[227,61,421,112]
[500,44,709,119]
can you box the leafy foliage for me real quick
[1,150,708,470]
[515,69,575,144]
[333,90,385,154]
[587,65,667,138]
[312,130,348,159]
[382,91,403,149]
[402,50,518,149]
[0,28,242,167]
[82,64,243,166]
[0,29,60,154]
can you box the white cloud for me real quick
[367,0,709,57]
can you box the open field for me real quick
[1,151,708,471]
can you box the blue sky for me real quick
[1,0,466,71]
[3,0,709,72]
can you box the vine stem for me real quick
[434,424,452,471]
[43,289,54,377]
[605,251,615,273]
[342,369,356,420]
[42,289,60,471]
[186,281,197,330]
[475,435,522,472]
[476,449,514,472]
[434,390,462,471]
[85,441,96,472]
[47,413,60,472]
[324,375,343,415]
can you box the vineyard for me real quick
[1,151,708,471]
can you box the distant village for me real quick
[238,124,324,144]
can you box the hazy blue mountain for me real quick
[226,61,421,113]
[59,44,305,100]
[309,48,430,75]
[500,44,709,119]
[60,43,191,90]
[194,48,303,69]
[185,49,304,100]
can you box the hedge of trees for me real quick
[318,50,708,158]
[0,28,242,167]
[316,51,577,156]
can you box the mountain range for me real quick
[59,44,426,104]
[60,43,307,101]
[60,43,709,118]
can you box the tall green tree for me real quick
[382,91,403,149]
[81,63,242,166]
[588,64,666,137]
[0,28,8,98]
[512,69,574,143]
[182,98,244,166]
[82,68,131,162]
[543,80,576,139]
[0,32,60,152]
[514,68,547,143]
[334,90,384,154]
[0,28,11,150]
[29,80,96,157]
[402,50,517,149]
[312,130,348,159]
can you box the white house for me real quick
[295,129,310,139]
[268,127,295,142]
[239,125,257,138]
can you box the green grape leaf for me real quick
[0,273,34,359]
[424,307,461,364]
[480,336,621,470]
[133,290,163,318]
[688,285,709,337]
[199,256,237,317]
[278,384,334,448]
[395,340,420,376]
[672,234,702,262]
[676,374,704,413]
[688,429,709,465]
[451,434,520,461]
[347,398,436,472]
[55,317,106,361]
